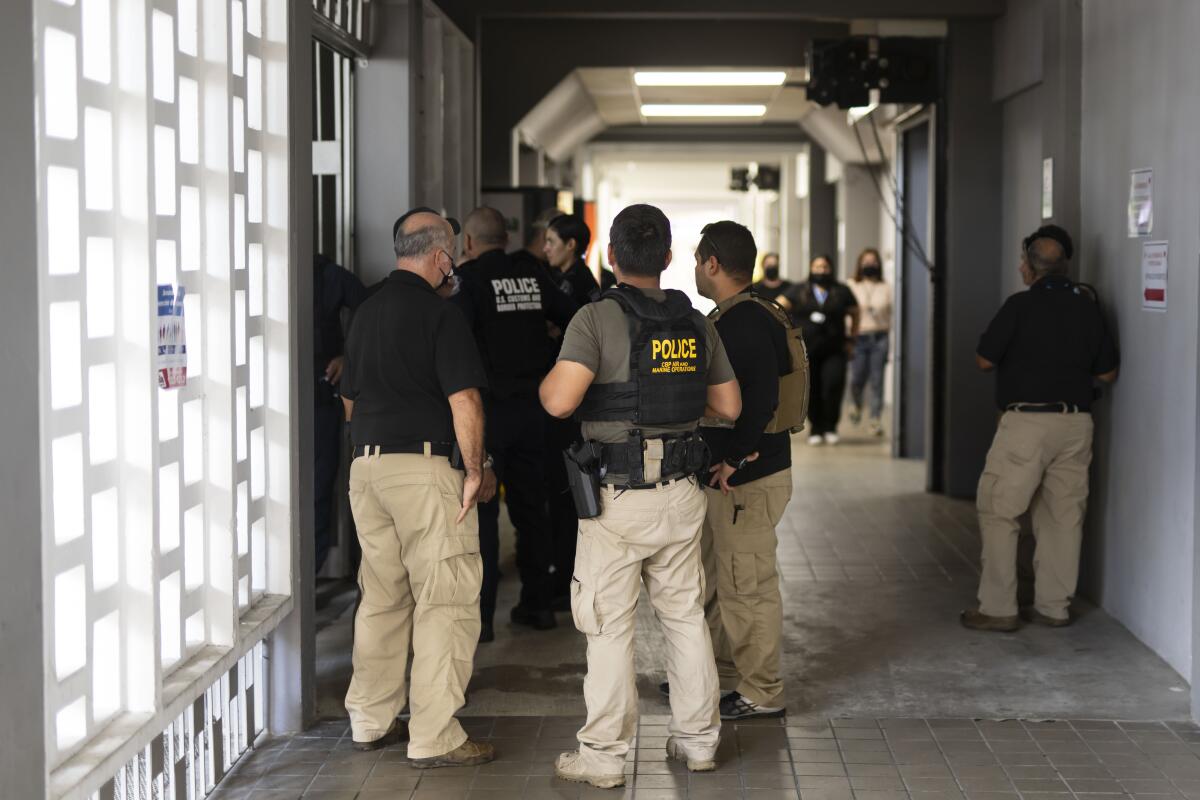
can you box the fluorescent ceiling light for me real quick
[634,71,787,87]
[641,104,767,117]
[847,103,878,124]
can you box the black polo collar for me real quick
[1033,275,1074,291]
[388,268,437,294]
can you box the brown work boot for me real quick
[960,609,1020,632]
[411,739,495,769]
[554,750,626,789]
[1020,607,1071,627]
[352,720,405,751]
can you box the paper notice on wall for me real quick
[1041,157,1053,220]
[1141,241,1168,312]
[1128,169,1154,237]
[157,284,188,388]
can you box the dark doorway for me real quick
[894,118,933,461]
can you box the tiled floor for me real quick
[211,715,1200,800]
[241,431,1196,798]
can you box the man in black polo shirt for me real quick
[692,221,793,720]
[339,208,495,768]
[453,206,578,639]
[963,226,1118,632]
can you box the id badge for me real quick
[810,311,827,324]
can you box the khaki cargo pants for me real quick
[702,469,793,708]
[571,477,721,773]
[346,452,482,759]
[976,412,1094,620]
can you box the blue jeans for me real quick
[850,332,888,421]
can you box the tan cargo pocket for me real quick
[424,534,483,606]
[729,552,760,595]
[570,577,603,635]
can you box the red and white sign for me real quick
[1141,241,1168,312]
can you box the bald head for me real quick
[394,212,454,261]
[463,207,508,259]
[1027,236,1068,276]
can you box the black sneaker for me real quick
[510,604,557,630]
[352,721,405,751]
[719,691,785,720]
[660,682,735,701]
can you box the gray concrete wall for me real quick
[997,85,1043,299]
[0,0,46,794]
[355,0,415,284]
[940,20,1004,498]
[838,164,883,278]
[1077,0,1200,681]
[271,0,317,734]
[808,142,839,272]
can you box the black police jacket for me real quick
[453,249,578,398]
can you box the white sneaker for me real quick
[807,434,824,446]
[824,433,840,446]
[554,751,625,789]
[666,736,716,772]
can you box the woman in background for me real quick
[848,248,892,437]
[787,255,859,445]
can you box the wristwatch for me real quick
[724,455,749,471]
[482,454,495,470]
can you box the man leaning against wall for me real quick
[962,225,1118,633]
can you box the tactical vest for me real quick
[471,251,554,388]
[576,287,709,425]
[708,292,811,434]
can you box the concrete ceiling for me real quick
[433,0,1004,39]
[517,67,887,166]
[576,67,810,127]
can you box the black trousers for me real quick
[479,393,556,623]
[313,379,343,573]
[544,414,581,599]
[807,351,849,436]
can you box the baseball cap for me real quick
[393,206,461,243]
[1023,224,1074,260]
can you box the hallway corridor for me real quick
[211,438,1193,799]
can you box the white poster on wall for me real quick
[1128,169,1154,237]
[1141,241,1168,312]
[157,284,188,388]
[1041,157,1053,220]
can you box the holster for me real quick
[563,441,603,519]
[449,442,465,470]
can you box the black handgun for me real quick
[563,441,603,520]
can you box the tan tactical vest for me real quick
[708,292,811,434]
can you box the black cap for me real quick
[1023,224,1073,260]
[393,206,461,242]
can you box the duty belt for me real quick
[1006,402,1083,414]
[354,441,454,458]
[597,433,708,488]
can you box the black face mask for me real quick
[763,266,780,281]
[811,272,833,287]
[861,265,882,280]
[434,254,461,295]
